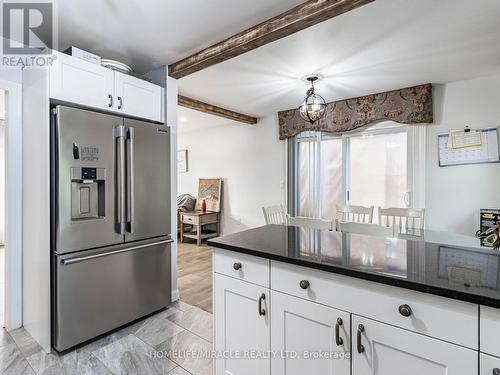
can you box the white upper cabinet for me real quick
[351,315,478,375]
[50,52,114,110]
[271,291,350,375]
[49,52,164,123]
[114,71,163,123]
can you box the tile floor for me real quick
[0,300,213,375]
[0,246,4,326]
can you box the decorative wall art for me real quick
[198,178,222,212]
[178,149,188,173]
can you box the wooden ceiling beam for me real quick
[178,95,258,125]
[169,0,375,79]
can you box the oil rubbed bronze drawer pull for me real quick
[258,293,266,316]
[357,324,365,354]
[299,280,310,290]
[335,318,344,346]
[233,262,242,271]
[399,304,412,317]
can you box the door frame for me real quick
[0,79,23,330]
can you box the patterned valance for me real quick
[278,83,433,140]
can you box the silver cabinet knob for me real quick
[399,304,412,317]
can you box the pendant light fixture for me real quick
[298,75,327,124]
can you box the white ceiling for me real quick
[178,107,236,134]
[178,0,500,118]
[55,0,304,73]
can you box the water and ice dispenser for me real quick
[70,167,106,221]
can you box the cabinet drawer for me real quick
[480,306,500,357]
[481,353,500,375]
[200,213,218,225]
[181,215,199,225]
[214,248,269,287]
[271,261,478,349]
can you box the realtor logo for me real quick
[1,0,57,68]
[2,1,53,54]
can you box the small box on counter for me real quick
[480,209,500,247]
[64,46,101,65]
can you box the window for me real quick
[349,132,408,221]
[289,124,425,221]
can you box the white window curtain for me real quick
[407,126,426,210]
[296,131,321,218]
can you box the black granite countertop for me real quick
[207,224,500,308]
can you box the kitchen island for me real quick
[208,224,500,375]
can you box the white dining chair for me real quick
[262,205,287,225]
[378,207,425,231]
[336,221,396,238]
[336,204,374,223]
[287,215,334,231]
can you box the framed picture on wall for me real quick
[178,149,188,173]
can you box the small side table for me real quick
[180,210,220,246]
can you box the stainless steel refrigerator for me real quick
[51,105,172,352]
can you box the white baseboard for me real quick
[171,289,180,302]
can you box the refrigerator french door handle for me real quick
[115,125,127,235]
[61,238,174,265]
[127,127,135,233]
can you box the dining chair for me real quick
[336,220,396,238]
[287,215,334,231]
[378,207,425,231]
[336,204,374,223]
[262,204,287,225]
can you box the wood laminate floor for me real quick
[177,242,213,313]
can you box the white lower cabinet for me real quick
[214,274,270,375]
[351,315,478,375]
[480,353,500,375]
[271,291,350,375]
[213,250,483,375]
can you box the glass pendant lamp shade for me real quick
[299,76,327,124]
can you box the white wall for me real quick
[0,67,24,331]
[178,113,285,235]
[178,74,500,238]
[426,74,500,236]
[0,90,5,244]
[22,68,51,352]
[0,120,5,245]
